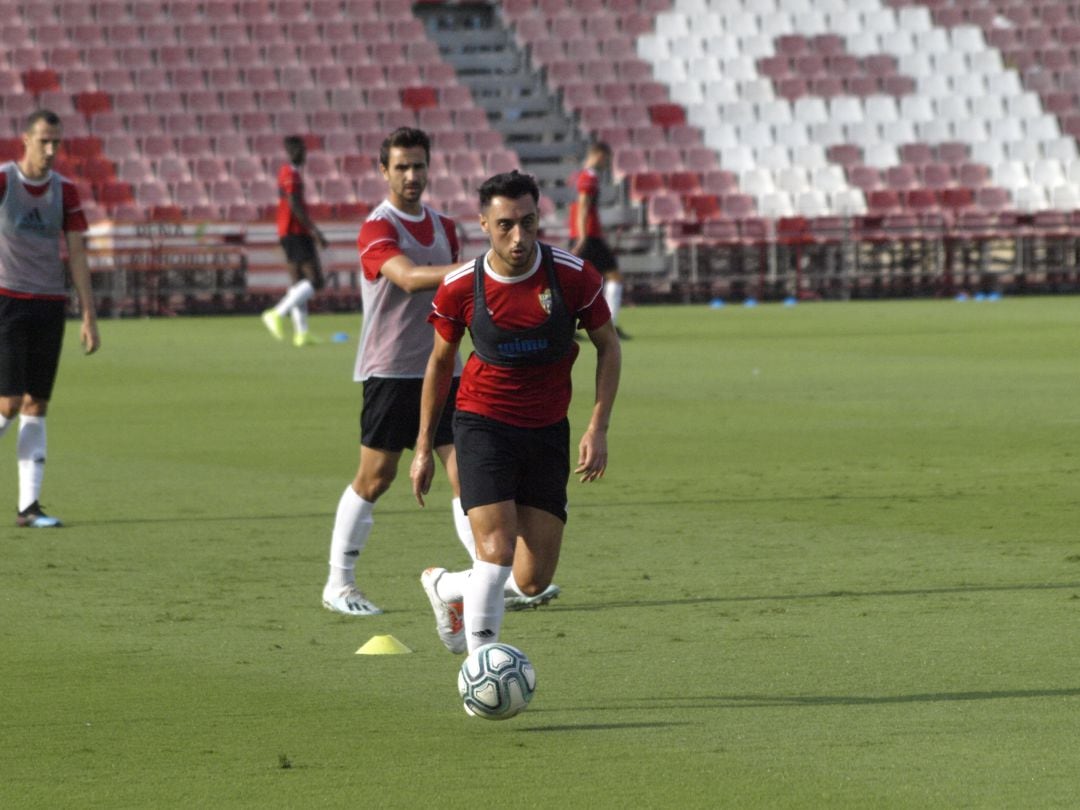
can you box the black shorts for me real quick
[0,295,66,401]
[453,410,569,523]
[280,235,325,289]
[578,237,618,274]
[361,376,458,452]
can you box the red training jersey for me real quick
[568,167,602,240]
[276,163,309,238]
[357,205,459,282]
[430,243,610,429]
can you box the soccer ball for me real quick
[458,643,536,720]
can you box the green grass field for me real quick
[3,298,1080,808]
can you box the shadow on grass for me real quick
[557,581,1080,612]
[518,721,690,732]
[72,512,334,527]
[68,491,957,527]
[634,687,1080,709]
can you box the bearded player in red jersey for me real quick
[410,170,621,654]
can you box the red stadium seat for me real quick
[866,189,902,214]
[629,171,664,201]
[666,171,700,195]
[22,69,60,93]
[648,103,685,128]
[400,86,439,111]
[941,187,975,210]
[684,193,722,222]
[97,181,135,207]
[75,91,112,116]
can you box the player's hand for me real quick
[410,449,435,507]
[81,318,100,355]
[575,427,608,483]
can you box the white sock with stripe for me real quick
[463,560,511,652]
[326,485,374,591]
[17,415,46,512]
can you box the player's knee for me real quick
[353,469,395,501]
[474,534,514,567]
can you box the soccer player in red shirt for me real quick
[410,171,621,654]
[261,135,328,347]
[0,110,99,527]
[569,141,630,339]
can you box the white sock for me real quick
[0,414,11,439]
[452,497,476,560]
[275,279,314,316]
[17,415,46,512]
[604,279,623,325]
[326,485,374,591]
[463,560,511,652]
[290,302,309,335]
[435,569,470,603]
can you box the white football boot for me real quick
[505,584,561,611]
[420,567,466,654]
[322,584,383,616]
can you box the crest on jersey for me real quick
[538,288,552,314]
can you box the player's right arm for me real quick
[360,217,462,293]
[410,330,459,506]
[378,253,458,293]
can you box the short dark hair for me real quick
[283,135,305,163]
[24,109,62,133]
[379,127,431,168]
[478,170,539,209]
[588,141,612,158]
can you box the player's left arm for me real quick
[577,319,621,482]
[65,230,100,355]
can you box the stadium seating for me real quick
[3,0,509,222]
[490,0,1080,249]
[2,0,1078,299]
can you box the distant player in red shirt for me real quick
[569,141,630,339]
[411,171,621,655]
[260,135,328,347]
[0,109,99,528]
